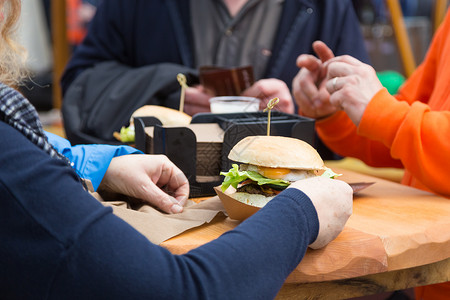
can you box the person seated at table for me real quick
[59,0,369,161]
[292,8,450,300]
[1,2,353,298]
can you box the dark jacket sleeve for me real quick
[61,0,196,145]
[0,121,319,300]
[61,0,189,95]
[62,61,197,145]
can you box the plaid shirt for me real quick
[0,83,71,164]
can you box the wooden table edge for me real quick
[276,256,450,299]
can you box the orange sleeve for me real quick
[315,104,403,169]
[317,9,450,197]
[359,88,450,196]
[360,10,450,197]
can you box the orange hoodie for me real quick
[315,9,450,300]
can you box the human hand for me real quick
[242,78,294,113]
[183,85,212,116]
[324,55,383,126]
[288,177,353,249]
[98,154,189,214]
[292,41,337,119]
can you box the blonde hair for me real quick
[0,0,28,86]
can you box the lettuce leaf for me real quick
[220,165,342,192]
[119,125,135,143]
[321,167,342,179]
[220,164,290,192]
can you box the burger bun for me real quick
[130,105,192,126]
[228,135,325,171]
[232,192,274,208]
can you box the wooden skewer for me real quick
[177,73,188,113]
[263,97,279,136]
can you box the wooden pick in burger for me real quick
[177,73,188,113]
[263,97,279,136]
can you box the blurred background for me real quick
[17,0,448,142]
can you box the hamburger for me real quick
[130,105,192,126]
[114,105,192,142]
[220,135,339,207]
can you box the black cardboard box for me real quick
[134,111,315,197]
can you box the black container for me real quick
[134,111,315,198]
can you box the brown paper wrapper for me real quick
[92,192,226,244]
[89,181,375,244]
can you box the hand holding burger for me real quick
[219,135,352,249]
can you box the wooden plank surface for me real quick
[161,168,450,282]
[277,256,450,299]
[341,170,450,272]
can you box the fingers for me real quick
[293,42,339,119]
[140,174,189,214]
[161,167,190,206]
[183,103,211,116]
[142,181,186,214]
[324,54,362,66]
[124,155,189,214]
[296,54,321,71]
[243,79,294,113]
[241,82,262,98]
[150,155,190,208]
[312,40,335,63]
[323,55,364,77]
[184,87,211,115]
[294,88,315,114]
[325,61,357,80]
[184,86,211,106]
[295,41,334,80]
[296,41,335,70]
[293,75,318,115]
[326,76,343,94]
[101,155,191,214]
[292,69,338,118]
[299,73,321,103]
[324,76,352,113]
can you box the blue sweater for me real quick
[0,120,319,299]
[45,131,140,190]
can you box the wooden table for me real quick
[161,168,450,299]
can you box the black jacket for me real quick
[61,0,369,147]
